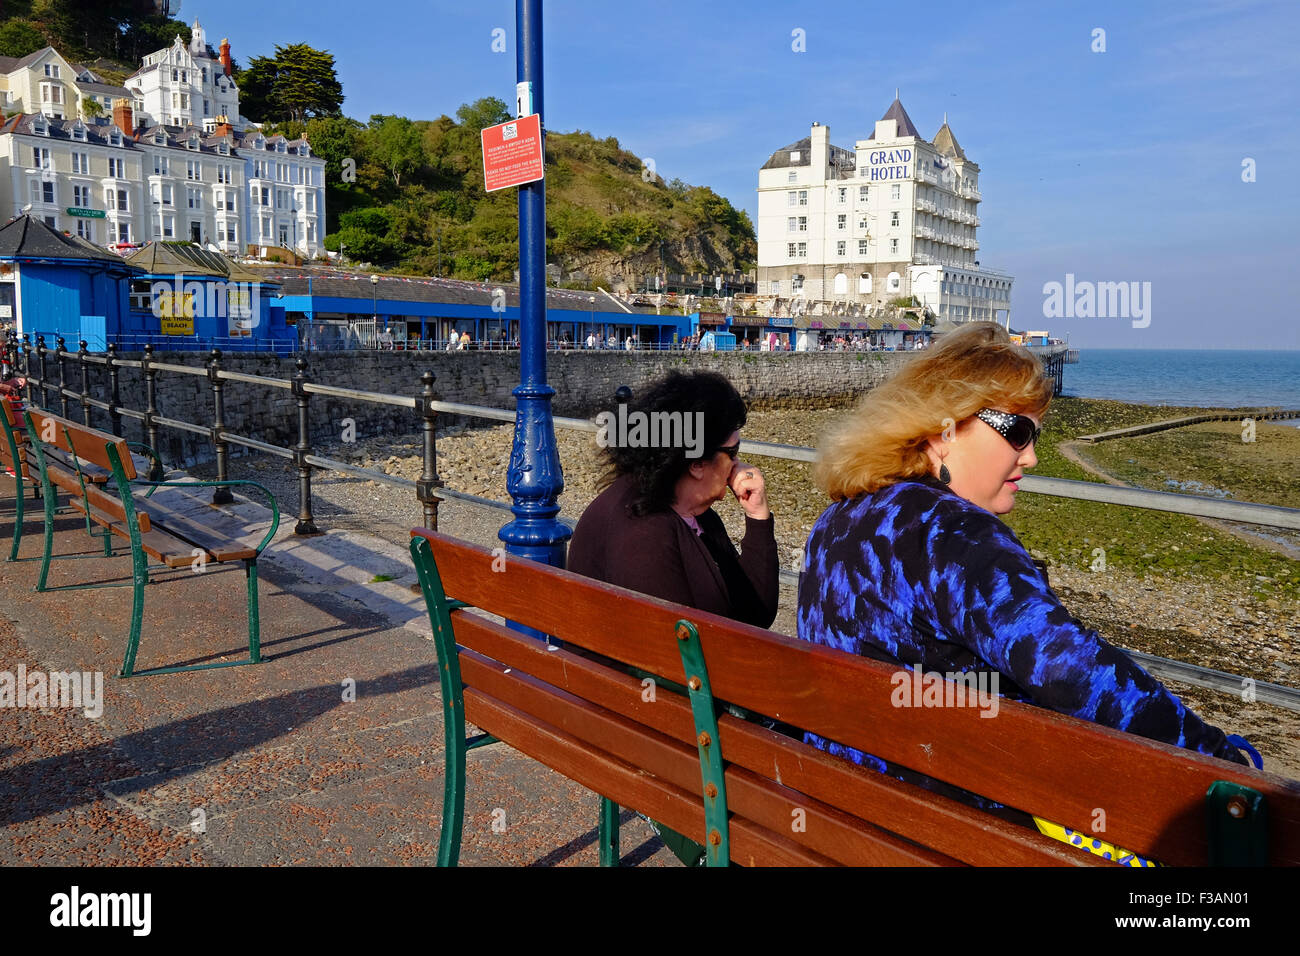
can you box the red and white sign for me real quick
[481,113,545,192]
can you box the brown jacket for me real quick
[567,473,779,628]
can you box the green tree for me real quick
[367,115,424,189]
[0,19,46,58]
[237,44,343,124]
[80,96,103,119]
[273,43,343,122]
[454,97,510,135]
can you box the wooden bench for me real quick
[21,406,280,677]
[410,529,1300,867]
[1,395,158,562]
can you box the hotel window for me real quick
[789,151,801,162]
[187,160,202,180]
[162,215,174,238]
[889,238,899,254]
[787,216,797,233]
[154,156,169,176]
[836,241,846,256]
[837,187,847,203]
[187,187,202,209]
[217,165,232,184]
[305,193,315,212]
[307,223,316,242]
[797,242,807,257]
[797,217,807,232]
[792,275,804,291]
[108,157,124,178]
[797,190,808,206]
[172,92,190,110]
[225,225,236,243]
[76,220,93,241]
[859,273,872,294]
[117,222,131,243]
[32,180,55,204]
[890,211,900,227]
[32,147,52,168]
[837,214,846,230]
[72,185,91,206]
[45,63,60,77]
[858,240,869,255]
[159,184,173,205]
[107,187,129,212]
[787,171,797,183]
[888,272,901,292]
[787,243,797,257]
[260,186,270,206]
[891,184,901,201]
[787,191,798,207]
[261,215,272,236]
[858,185,868,202]
[71,151,89,174]
[43,215,57,228]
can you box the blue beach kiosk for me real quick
[0,214,142,350]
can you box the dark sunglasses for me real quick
[716,442,741,460]
[975,408,1040,450]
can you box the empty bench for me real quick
[20,406,279,677]
[410,529,1300,867]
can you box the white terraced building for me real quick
[756,96,1013,325]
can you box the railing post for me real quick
[416,371,443,530]
[142,344,163,480]
[291,356,319,535]
[208,348,234,504]
[25,334,38,406]
[105,343,123,437]
[77,339,91,426]
[55,335,69,418]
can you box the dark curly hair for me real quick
[598,371,748,516]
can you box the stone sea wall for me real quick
[31,350,912,466]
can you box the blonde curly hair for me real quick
[816,322,1054,500]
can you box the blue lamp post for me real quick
[498,0,570,574]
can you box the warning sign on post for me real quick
[481,113,545,192]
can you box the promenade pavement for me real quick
[0,475,673,866]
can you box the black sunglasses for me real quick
[716,442,741,460]
[975,408,1040,450]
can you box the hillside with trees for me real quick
[267,97,755,287]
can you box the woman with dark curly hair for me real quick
[568,370,778,628]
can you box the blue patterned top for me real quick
[796,477,1249,770]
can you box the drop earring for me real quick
[939,463,951,485]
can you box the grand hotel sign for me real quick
[864,148,912,181]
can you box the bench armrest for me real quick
[125,442,164,478]
[131,478,281,555]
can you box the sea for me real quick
[1062,350,1300,422]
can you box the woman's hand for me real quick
[728,461,770,521]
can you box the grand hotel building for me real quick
[756,97,1012,324]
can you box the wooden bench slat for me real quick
[136,487,265,562]
[453,611,1099,867]
[462,688,841,866]
[459,648,963,867]
[420,531,1300,866]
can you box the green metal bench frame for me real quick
[22,408,280,678]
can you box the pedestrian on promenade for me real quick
[798,322,1256,855]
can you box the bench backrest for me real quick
[412,529,1300,866]
[22,408,147,533]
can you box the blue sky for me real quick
[183,0,1299,348]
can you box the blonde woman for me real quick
[798,323,1252,784]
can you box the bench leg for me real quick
[7,475,22,561]
[117,542,149,678]
[245,559,262,664]
[35,482,55,592]
[598,797,620,866]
